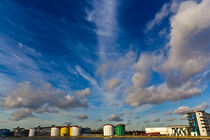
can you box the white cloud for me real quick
[180,114,188,120]
[1,81,88,120]
[77,114,88,120]
[166,118,177,121]
[108,114,123,121]
[106,78,120,91]
[174,102,209,114]
[162,0,210,87]
[145,0,180,32]
[76,88,91,98]
[9,109,33,121]
[75,65,97,86]
[153,118,160,122]
[96,51,136,77]
[125,0,210,107]
[145,3,170,31]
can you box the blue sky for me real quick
[0,0,210,130]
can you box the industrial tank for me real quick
[70,126,72,136]
[70,126,81,136]
[29,128,36,137]
[115,124,125,136]
[60,127,68,136]
[50,127,59,136]
[103,124,114,136]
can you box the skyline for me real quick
[0,0,210,130]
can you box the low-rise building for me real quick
[145,127,168,135]
[167,125,190,136]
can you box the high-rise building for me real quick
[187,110,210,136]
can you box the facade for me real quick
[29,128,36,137]
[0,129,10,137]
[70,126,81,136]
[13,127,27,136]
[51,127,59,136]
[187,110,210,136]
[60,127,68,136]
[145,127,168,135]
[103,124,114,136]
[167,126,189,136]
[82,127,92,135]
[115,124,125,136]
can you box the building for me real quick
[82,127,92,135]
[115,124,125,136]
[0,129,10,137]
[51,127,59,136]
[167,125,190,136]
[187,110,210,136]
[103,124,114,136]
[70,126,81,136]
[145,127,168,135]
[60,127,68,136]
[29,128,36,137]
[12,127,28,137]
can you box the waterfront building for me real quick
[82,127,92,135]
[187,110,210,136]
[167,125,190,136]
[115,124,125,136]
[103,124,114,136]
[0,129,10,137]
[12,127,28,137]
[29,128,36,137]
[70,126,81,136]
[60,127,68,136]
[50,126,59,136]
[145,127,168,135]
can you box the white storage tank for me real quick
[103,124,114,136]
[71,126,81,136]
[29,128,36,136]
[51,127,59,136]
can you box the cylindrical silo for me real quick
[115,124,125,136]
[103,124,114,136]
[70,126,72,136]
[51,127,59,136]
[60,127,68,136]
[71,126,81,136]
[29,128,36,137]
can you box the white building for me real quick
[145,127,168,135]
[187,110,210,136]
[29,128,36,137]
[167,125,189,136]
[103,124,114,136]
[71,126,81,136]
[50,127,59,136]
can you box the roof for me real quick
[103,124,114,126]
[115,124,125,127]
[167,125,189,128]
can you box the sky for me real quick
[0,0,210,131]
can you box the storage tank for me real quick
[60,127,68,136]
[70,126,81,136]
[29,128,36,137]
[103,124,114,136]
[0,129,10,137]
[70,126,72,136]
[115,124,125,136]
[50,127,59,136]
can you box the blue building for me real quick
[0,129,10,137]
